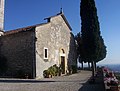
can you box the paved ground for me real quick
[79,71,105,91]
[0,71,104,91]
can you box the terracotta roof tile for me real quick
[4,26,35,36]
[4,23,47,36]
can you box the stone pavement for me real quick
[78,70,105,91]
[0,71,105,91]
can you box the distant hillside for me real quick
[105,64,120,72]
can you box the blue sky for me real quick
[4,0,120,64]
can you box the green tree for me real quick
[80,0,107,77]
[75,32,88,69]
[75,33,84,69]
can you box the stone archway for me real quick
[60,49,66,74]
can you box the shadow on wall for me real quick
[0,55,8,76]
[0,37,8,76]
[68,32,77,74]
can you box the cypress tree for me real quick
[80,0,107,77]
[75,33,84,69]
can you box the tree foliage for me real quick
[80,0,106,63]
[80,0,107,77]
[75,33,86,63]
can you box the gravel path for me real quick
[0,71,92,91]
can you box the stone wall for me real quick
[35,14,77,78]
[0,14,77,79]
[0,30,35,78]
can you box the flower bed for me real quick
[103,67,120,91]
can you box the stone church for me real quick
[0,0,77,78]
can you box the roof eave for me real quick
[44,13,72,31]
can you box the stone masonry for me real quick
[35,13,77,78]
[0,28,36,78]
[0,13,77,78]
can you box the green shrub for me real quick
[52,64,59,76]
[43,70,50,78]
[43,64,59,78]
[48,66,54,76]
[71,65,77,74]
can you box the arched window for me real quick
[61,49,65,54]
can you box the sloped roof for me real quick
[4,23,46,36]
[4,13,72,36]
[4,26,35,36]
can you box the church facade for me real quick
[0,13,77,78]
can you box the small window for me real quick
[44,47,48,59]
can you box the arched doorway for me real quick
[60,49,66,74]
